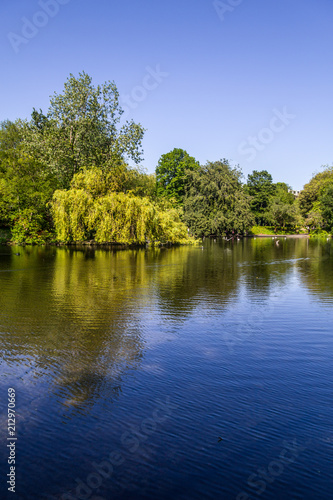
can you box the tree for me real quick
[24,72,145,189]
[298,165,333,217]
[320,184,333,231]
[267,199,303,228]
[0,120,56,230]
[51,168,192,245]
[247,170,276,225]
[155,148,199,205]
[266,182,303,228]
[183,160,254,237]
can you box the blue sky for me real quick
[1,0,332,189]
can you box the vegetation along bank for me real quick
[0,73,332,245]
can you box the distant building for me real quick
[288,189,302,198]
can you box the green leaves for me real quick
[24,72,145,190]
[247,170,275,225]
[156,148,199,205]
[51,169,192,245]
[320,184,333,231]
[183,160,254,237]
[0,120,57,229]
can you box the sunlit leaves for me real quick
[51,169,192,245]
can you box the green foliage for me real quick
[0,120,57,227]
[298,166,333,232]
[299,166,333,216]
[305,200,324,231]
[51,188,94,242]
[156,148,199,205]
[24,72,145,189]
[267,197,303,228]
[247,170,276,224]
[69,164,156,200]
[51,169,193,245]
[125,171,156,199]
[183,160,254,237]
[309,230,331,237]
[10,209,54,244]
[3,72,331,245]
[320,184,333,231]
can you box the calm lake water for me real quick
[0,237,333,500]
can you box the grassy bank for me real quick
[249,226,308,236]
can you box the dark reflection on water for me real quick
[0,238,333,499]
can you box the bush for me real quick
[10,209,54,244]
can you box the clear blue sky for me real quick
[1,0,332,190]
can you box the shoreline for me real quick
[248,234,310,238]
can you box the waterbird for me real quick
[218,437,223,442]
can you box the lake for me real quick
[0,237,332,500]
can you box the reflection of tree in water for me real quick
[0,246,147,413]
[1,239,331,413]
[51,317,143,413]
[153,239,309,316]
[240,238,309,299]
[153,242,243,316]
[296,239,333,302]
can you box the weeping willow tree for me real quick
[51,168,193,245]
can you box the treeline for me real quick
[0,72,332,245]
[156,149,333,237]
[0,72,190,245]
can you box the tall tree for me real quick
[155,148,199,205]
[183,160,254,237]
[247,170,276,225]
[24,72,145,189]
